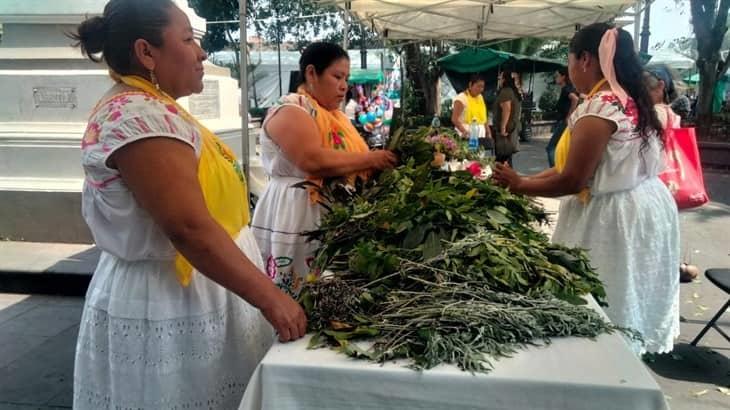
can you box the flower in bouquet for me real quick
[466,161,492,180]
[426,134,459,157]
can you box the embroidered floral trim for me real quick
[331,129,346,150]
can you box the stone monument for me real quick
[0,0,261,243]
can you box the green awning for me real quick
[437,47,565,74]
[682,73,730,84]
[348,69,384,85]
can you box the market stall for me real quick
[240,299,667,410]
[238,128,670,410]
[437,47,566,141]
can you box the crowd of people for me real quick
[71,0,685,407]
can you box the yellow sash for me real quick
[464,92,487,124]
[116,75,249,286]
[554,79,607,204]
[296,87,370,202]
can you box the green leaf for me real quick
[486,210,510,225]
[299,291,314,313]
[307,332,324,349]
[422,231,442,260]
[403,223,430,249]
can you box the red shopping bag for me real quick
[658,113,709,209]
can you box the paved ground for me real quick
[0,136,728,409]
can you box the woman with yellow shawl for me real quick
[451,74,493,144]
[71,1,306,408]
[493,23,679,356]
[251,42,397,297]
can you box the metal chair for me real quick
[690,268,730,346]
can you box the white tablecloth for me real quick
[239,298,669,410]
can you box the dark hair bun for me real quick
[73,16,107,62]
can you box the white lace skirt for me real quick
[552,177,680,355]
[251,176,323,297]
[73,227,274,410]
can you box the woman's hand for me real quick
[492,162,523,191]
[368,150,398,170]
[259,288,308,342]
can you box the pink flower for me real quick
[108,110,122,122]
[466,161,482,177]
[600,94,618,104]
[332,132,343,146]
[81,122,101,147]
[266,256,277,279]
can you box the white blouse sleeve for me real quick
[84,93,202,172]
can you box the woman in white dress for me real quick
[493,23,680,355]
[251,43,397,297]
[71,1,306,408]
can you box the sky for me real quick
[623,0,694,51]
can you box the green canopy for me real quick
[682,73,730,84]
[683,73,729,113]
[437,48,565,74]
[348,69,385,85]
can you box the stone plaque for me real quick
[33,87,77,108]
[189,80,220,119]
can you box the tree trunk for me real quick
[696,57,718,138]
[690,0,730,140]
[225,29,241,84]
[402,43,440,117]
[246,46,259,108]
[403,43,428,116]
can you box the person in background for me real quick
[671,94,691,122]
[344,85,359,123]
[644,65,682,129]
[493,23,680,356]
[251,42,397,298]
[546,67,579,167]
[70,1,306,408]
[493,68,522,165]
[451,73,493,146]
[644,65,702,284]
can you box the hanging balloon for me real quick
[366,112,376,122]
[358,114,369,125]
[375,107,383,118]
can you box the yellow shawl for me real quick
[296,87,370,201]
[554,79,607,204]
[115,75,250,286]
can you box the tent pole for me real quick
[239,0,250,187]
[343,2,350,50]
[633,0,641,50]
[276,17,282,96]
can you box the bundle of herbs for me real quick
[298,127,637,373]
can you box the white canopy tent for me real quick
[647,49,696,71]
[321,0,635,41]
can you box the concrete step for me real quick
[0,241,97,296]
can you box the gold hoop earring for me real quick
[149,69,160,90]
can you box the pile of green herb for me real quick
[298,127,637,372]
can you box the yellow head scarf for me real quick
[112,75,250,286]
[296,86,370,202]
[554,79,607,204]
[464,92,487,125]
